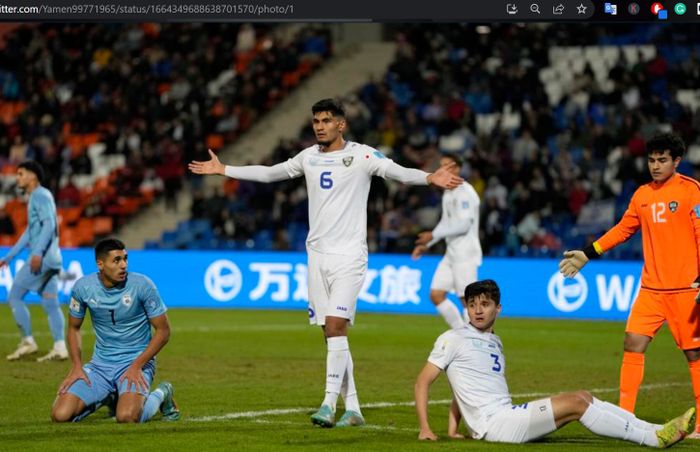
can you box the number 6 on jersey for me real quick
[320,171,333,189]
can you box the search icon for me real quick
[530,3,541,13]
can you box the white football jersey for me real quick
[432,182,482,264]
[283,142,407,257]
[428,324,511,439]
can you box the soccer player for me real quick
[189,98,463,428]
[2,161,67,362]
[415,279,695,447]
[559,133,700,438]
[50,238,179,423]
[412,154,482,329]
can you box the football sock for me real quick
[594,398,659,431]
[436,300,465,329]
[322,336,348,411]
[8,286,31,337]
[689,359,700,432]
[619,351,645,413]
[580,399,659,446]
[140,389,165,423]
[41,295,65,343]
[341,350,361,414]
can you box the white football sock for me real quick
[579,399,659,447]
[595,398,660,431]
[436,300,465,329]
[322,336,349,411]
[341,351,361,413]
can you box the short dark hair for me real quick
[646,133,686,159]
[18,160,44,184]
[441,153,463,168]
[95,238,126,260]
[311,98,345,118]
[464,279,501,305]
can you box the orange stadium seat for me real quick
[58,206,83,226]
[93,216,113,236]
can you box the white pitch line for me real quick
[252,418,416,432]
[189,381,689,423]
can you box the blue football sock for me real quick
[139,389,165,423]
[8,285,31,337]
[41,295,65,343]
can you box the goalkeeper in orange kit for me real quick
[559,133,700,439]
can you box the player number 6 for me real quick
[320,171,333,189]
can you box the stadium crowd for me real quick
[0,23,331,242]
[184,24,700,259]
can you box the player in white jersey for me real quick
[412,154,482,329]
[189,98,463,428]
[414,279,695,447]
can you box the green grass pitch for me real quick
[0,306,695,451]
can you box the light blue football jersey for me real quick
[3,186,62,268]
[69,272,167,363]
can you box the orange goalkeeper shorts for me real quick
[626,289,700,350]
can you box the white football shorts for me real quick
[306,248,367,326]
[483,398,557,443]
[430,258,479,296]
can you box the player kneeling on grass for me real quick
[414,279,695,447]
[51,238,179,423]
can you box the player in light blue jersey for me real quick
[2,161,67,362]
[51,238,179,423]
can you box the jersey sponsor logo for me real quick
[69,298,80,312]
[694,204,700,218]
[372,150,385,159]
[122,294,132,307]
[336,305,348,311]
[204,259,243,302]
[342,156,353,167]
[547,272,587,312]
[669,201,678,213]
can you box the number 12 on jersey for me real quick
[650,202,666,223]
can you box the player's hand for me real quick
[418,428,438,440]
[58,366,90,394]
[559,250,589,278]
[0,259,7,269]
[412,245,427,260]
[30,255,42,274]
[415,231,432,246]
[119,365,148,393]
[188,149,226,176]
[427,162,463,189]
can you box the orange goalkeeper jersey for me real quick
[595,173,700,292]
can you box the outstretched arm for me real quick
[415,362,442,440]
[188,149,292,183]
[384,161,463,189]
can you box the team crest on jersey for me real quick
[343,156,354,167]
[669,201,678,213]
[122,294,132,307]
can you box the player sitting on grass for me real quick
[50,238,179,423]
[414,279,695,447]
